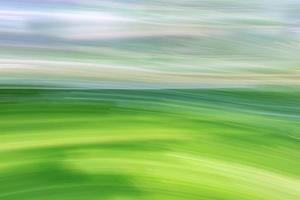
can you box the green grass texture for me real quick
[0,88,299,200]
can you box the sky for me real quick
[0,0,299,88]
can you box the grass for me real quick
[0,87,299,200]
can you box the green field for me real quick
[0,88,299,200]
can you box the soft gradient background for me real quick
[0,1,300,200]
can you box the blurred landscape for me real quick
[0,0,300,88]
[0,1,300,200]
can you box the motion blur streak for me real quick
[1,0,300,88]
[0,1,300,200]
